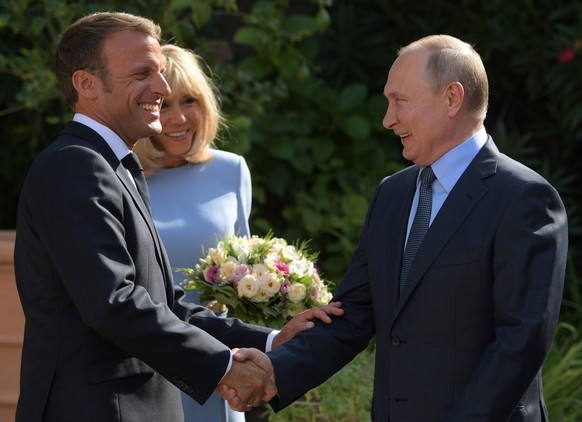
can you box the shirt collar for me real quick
[424,127,488,193]
[73,113,131,161]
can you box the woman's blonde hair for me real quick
[134,44,224,176]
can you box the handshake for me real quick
[216,347,276,412]
[215,302,343,411]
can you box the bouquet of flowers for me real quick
[179,233,334,328]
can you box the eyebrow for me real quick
[386,91,403,99]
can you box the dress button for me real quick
[391,336,401,347]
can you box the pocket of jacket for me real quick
[433,247,483,267]
[88,355,154,385]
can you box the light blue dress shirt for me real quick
[405,128,488,242]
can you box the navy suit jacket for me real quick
[14,121,271,422]
[268,138,568,421]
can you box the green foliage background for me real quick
[1,0,582,420]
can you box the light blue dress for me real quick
[147,149,251,422]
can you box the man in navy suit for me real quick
[14,12,341,421]
[232,34,568,421]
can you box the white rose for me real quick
[259,273,282,297]
[281,245,300,261]
[311,272,323,288]
[289,258,314,278]
[320,291,333,304]
[263,253,278,270]
[248,235,264,249]
[220,260,237,280]
[270,238,286,252]
[209,247,227,264]
[237,274,260,299]
[287,283,307,303]
[253,289,271,303]
[231,237,250,262]
[252,263,269,277]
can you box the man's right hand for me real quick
[216,348,277,412]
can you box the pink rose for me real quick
[232,264,251,287]
[310,287,319,301]
[558,48,575,63]
[204,265,220,285]
[275,261,290,276]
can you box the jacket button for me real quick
[391,337,401,347]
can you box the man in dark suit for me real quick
[14,12,341,421]
[230,35,568,420]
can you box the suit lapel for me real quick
[116,160,173,299]
[368,166,418,314]
[63,122,173,295]
[394,138,499,312]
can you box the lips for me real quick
[140,103,160,113]
[165,130,189,138]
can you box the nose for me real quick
[382,104,396,130]
[166,105,187,124]
[156,72,171,97]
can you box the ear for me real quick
[445,81,464,117]
[71,69,99,100]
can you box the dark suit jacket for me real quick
[14,121,272,422]
[268,138,568,421]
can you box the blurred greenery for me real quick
[1,0,581,420]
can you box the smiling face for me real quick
[382,50,454,166]
[151,85,201,167]
[92,30,170,146]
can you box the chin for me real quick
[149,121,163,134]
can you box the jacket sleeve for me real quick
[267,184,384,411]
[446,179,567,421]
[21,143,264,404]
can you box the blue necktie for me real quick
[399,166,436,297]
[122,152,152,212]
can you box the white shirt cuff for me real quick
[221,330,278,381]
[266,329,279,352]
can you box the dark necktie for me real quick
[121,152,151,211]
[399,166,436,297]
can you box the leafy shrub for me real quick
[543,322,582,421]
[1,1,581,418]
[265,348,374,422]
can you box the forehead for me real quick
[384,50,429,97]
[101,30,162,71]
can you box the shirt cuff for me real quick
[222,329,278,382]
[221,352,233,382]
[266,329,279,352]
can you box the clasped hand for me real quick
[216,302,343,411]
[217,347,276,412]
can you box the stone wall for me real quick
[0,230,22,421]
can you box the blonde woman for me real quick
[134,44,251,422]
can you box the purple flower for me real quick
[280,279,291,294]
[204,265,220,285]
